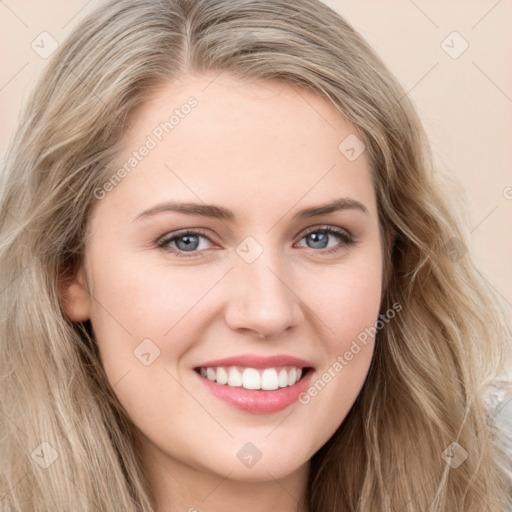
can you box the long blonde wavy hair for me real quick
[1,0,511,510]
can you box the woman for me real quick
[1,0,511,510]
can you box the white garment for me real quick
[485,376,512,510]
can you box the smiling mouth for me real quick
[193,365,312,391]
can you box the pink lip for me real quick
[195,370,314,414]
[193,354,315,414]
[195,354,313,369]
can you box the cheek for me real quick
[297,254,382,420]
[88,253,215,359]
[86,257,215,442]
[307,250,383,349]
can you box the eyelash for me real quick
[157,226,355,259]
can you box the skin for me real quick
[62,72,385,512]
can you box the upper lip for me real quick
[195,354,314,369]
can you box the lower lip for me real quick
[194,369,314,414]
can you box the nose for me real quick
[224,248,304,339]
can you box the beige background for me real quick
[1,1,511,371]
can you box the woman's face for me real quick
[64,73,383,485]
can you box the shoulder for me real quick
[484,375,512,481]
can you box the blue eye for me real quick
[157,229,213,257]
[298,226,354,254]
[157,226,354,258]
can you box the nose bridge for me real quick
[225,237,302,337]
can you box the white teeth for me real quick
[242,368,261,389]
[216,367,228,385]
[287,367,297,386]
[198,365,306,390]
[261,368,279,390]
[278,368,288,388]
[227,367,243,387]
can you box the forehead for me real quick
[121,73,359,154]
[99,73,376,222]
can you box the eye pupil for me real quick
[176,235,199,251]
[307,232,328,249]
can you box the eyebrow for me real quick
[131,197,369,223]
